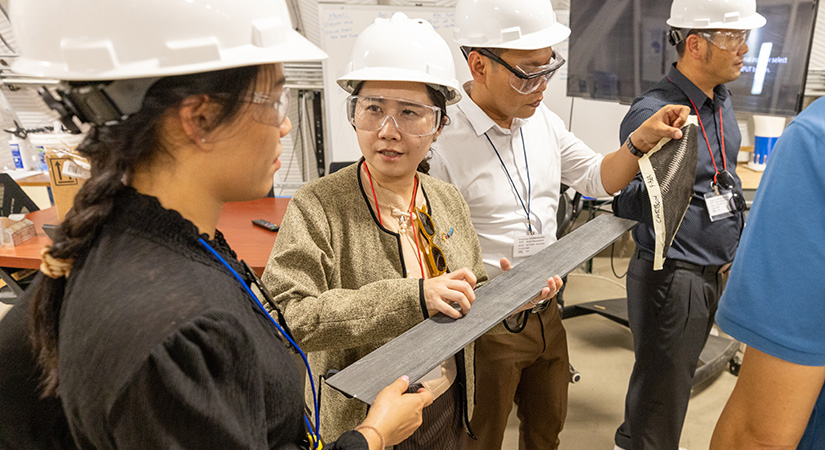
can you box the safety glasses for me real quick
[476,48,566,95]
[347,95,443,137]
[245,87,291,127]
[413,205,447,276]
[698,29,750,52]
[714,170,747,212]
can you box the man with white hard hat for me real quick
[429,0,689,448]
[611,1,765,449]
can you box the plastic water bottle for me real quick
[749,115,786,172]
[36,147,48,171]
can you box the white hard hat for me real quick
[453,0,571,50]
[337,13,462,105]
[10,0,327,81]
[667,0,766,30]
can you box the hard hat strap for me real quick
[668,29,686,47]
[46,78,161,128]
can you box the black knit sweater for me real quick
[0,293,75,450]
[55,187,367,450]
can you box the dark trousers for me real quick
[615,250,726,450]
[465,300,569,450]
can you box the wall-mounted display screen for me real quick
[567,0,819,116]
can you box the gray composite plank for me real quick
[326,214,637,404]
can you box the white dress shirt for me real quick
[430,83,608,278]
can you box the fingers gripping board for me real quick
[326,214,637,404]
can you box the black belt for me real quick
[635,249,731,275]
[503,297,556,333]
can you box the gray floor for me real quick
[499,257,738,450]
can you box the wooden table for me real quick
[15,172,51,187]
[737,161,764,191]
[217,197,289,275]
[0,197,290,277]
[0,208,56,271]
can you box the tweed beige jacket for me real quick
[262,161,488,445]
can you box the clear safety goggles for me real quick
[346,95,443,137]
[477,48,566,95]
[244,87,291,127]
[697,29,750,52]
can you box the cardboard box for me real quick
[45,150,87,221]
[0,216,36,247]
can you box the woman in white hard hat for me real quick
[262,12,562,450]
[14,0,431,449]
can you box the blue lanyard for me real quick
[198,239,321,448]
[484,128,534,234]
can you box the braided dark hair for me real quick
[349,82,448,174]
[30,65,264,396]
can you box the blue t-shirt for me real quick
[716,96,825,449]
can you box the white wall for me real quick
[810,1,825,71]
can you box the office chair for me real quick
[554,184,584,309]
[555,184,585,383]
[0,173,39,216]
[556,186,740,387]
[328,161,357,174]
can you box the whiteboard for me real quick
[318,4,469,163]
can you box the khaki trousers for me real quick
[465,301,569,450]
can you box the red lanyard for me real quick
[364,162,383,225]
[668,76,727,184]
[363,162,426,278]
[687,98,727,185]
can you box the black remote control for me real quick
[252,219,280,232]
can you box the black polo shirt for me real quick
[613,64,744,266]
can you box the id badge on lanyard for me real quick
[199,242,323,449]
[302,430,324,450]
[486,129,553,258]
[242,262,324,450]
[514,233,551,258]
[681,88,740,223]
[703,188,736,222]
